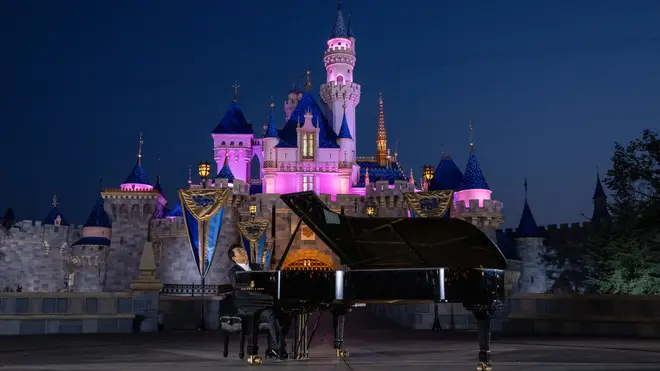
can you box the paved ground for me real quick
[0,309,659,370]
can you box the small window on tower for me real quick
[302,175,314,191]
[336,75,344,85]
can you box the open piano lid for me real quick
[280,191,507,270]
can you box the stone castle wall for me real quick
[0,221,83,292]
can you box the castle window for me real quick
[336,75,344,85]
[238,141,243,146]
[530,276,535,284]
[302,133,314,159]
[302,175,314,192]
[67,273,75,288]
[230,141,234,146]
[221,141,226,146]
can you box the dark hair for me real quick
[227,244,242,259]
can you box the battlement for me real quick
[365,180,415,200]
[7,220,84,236]
[452,199,504,215]
[498,221,591,240]
[149,217,187,239]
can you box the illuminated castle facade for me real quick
[0,2,511,295]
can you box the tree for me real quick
[542,129,659,293]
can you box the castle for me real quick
[0,2,608,302]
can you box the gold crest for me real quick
[249,280,255,288]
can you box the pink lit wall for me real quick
[454,189,492,208]
[82,226,111,239]
[318,173,342,196]
[120,183,154,191]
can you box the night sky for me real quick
[1,0,659,228]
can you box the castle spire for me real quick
[337,101,352,139]
[137,132,144,165]
[232,81,240,103]
[305,71,311,92]
[187,165,192,186]
[264,99,279,138]
[469,121,474,152]
[517,177,540,237]
[331,0,348,39]
[376,93,388,166]
[52,194,58,208]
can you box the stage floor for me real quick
[0,309,658,370]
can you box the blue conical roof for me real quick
[337,112,352,139]
[429,155,463,191]
[123,163,151,185]
[84,195,111,228]
[593,173,606,199]
[211,101,254,135]
[264,106,279,138]
[167,203,183,217]
[42,207,70,226]
[216,158,235,183]
[459,151,490,190]
[331,3,349,39]
[517,200,541,237]
[347,16,355,38]
[276,92,338,148]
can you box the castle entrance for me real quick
[280,249,337,271]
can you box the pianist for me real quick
[227,244,289,360]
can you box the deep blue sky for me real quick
[1,0,659,228]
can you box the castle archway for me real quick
[281,249,338,271]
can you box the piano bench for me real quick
[221,316,270,359]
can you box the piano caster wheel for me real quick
[336,349,350,358]
[247,355,263,365]
[477,362,492,371]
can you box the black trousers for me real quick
[259,309,282,350]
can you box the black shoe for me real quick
[278,349,289,359]
[265,349,282,359]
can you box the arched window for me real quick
[302,133,314,159]
[336,75,344,85]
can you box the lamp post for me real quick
[422,165,434,191]
[249,204,257,220]
[197,161,210,331]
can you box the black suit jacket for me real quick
[223,263,263,316]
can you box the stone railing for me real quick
[0,292,135,335]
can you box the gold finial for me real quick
[137,132,143,165]
[305,71,311,92]
[337,0,341,10]
[188,165,192,185]
[297,116,301,128]
[469,121,474,152]
[269,95,275,109]
[232,81,240,102]
[51,194,58,208]
[224,143,230,165]
[409,168,414,181]
[379,92,383,104]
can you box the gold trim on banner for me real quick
[403,190,454,218]
[178,188,230,277]
[237,219,269,265]
[178,188,230,221]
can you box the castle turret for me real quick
[41,194,69,227]
[70,194,112,292]
[591,171,610,224]
[452,125,503,239]
[210,83,254,182]
[284,86,302,122]
[215,150,236,185]
[121,133,154,191]
[337,104,353,193]
[320,0,361,156]
[514,178,547,293]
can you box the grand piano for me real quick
[234,191,506,370]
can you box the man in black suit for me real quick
[226,244,289,360]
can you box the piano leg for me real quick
[471,305,496,371]
[332,307,349,358]
[245,314,263,365]
[292,311,309,360]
